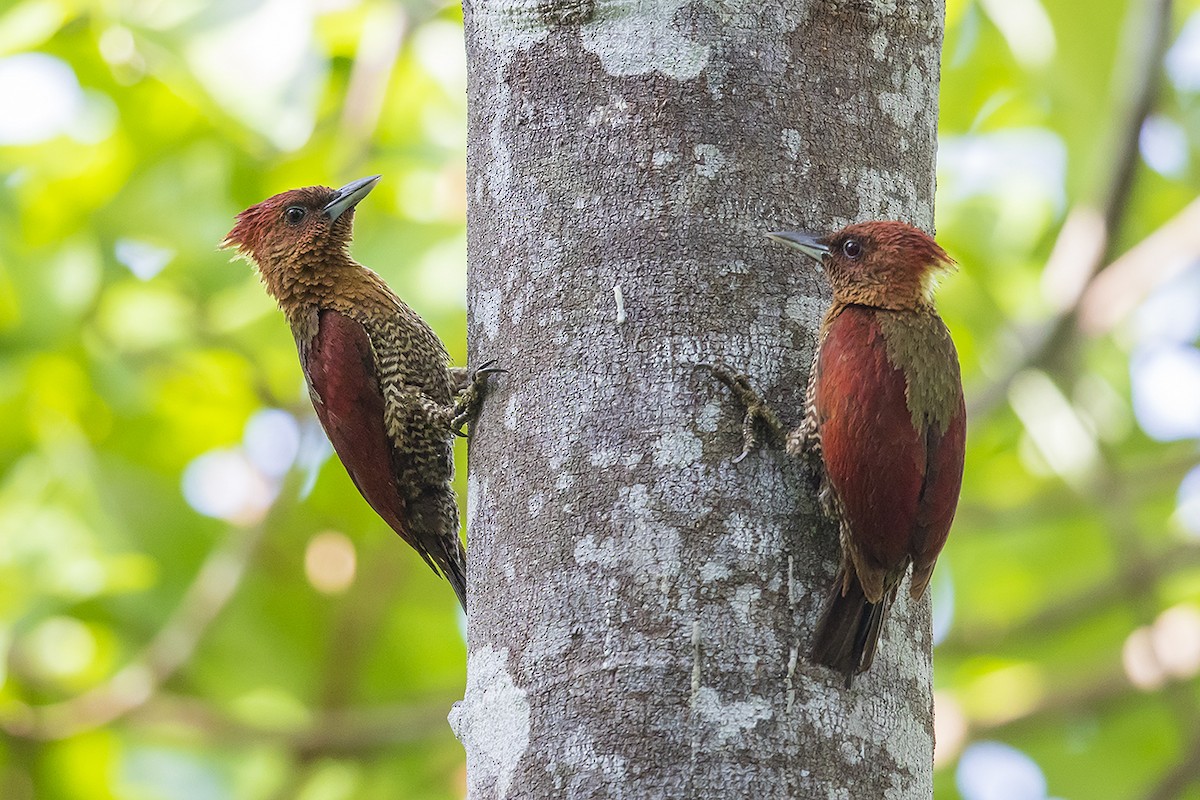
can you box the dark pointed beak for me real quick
[324,175,382,221]
[767,230,829,263]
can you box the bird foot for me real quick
[451,359,505,435]
[696,362,785,462]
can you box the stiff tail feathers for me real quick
[809,568,895,687]
[401,534,467,612]
[441,546,468,612]
[400,489,468,611]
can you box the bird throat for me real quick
[258,251,358,315]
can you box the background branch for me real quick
[967,0,1172,420]
[0,470,304,742]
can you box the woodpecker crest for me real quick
[772,221,955,312]
[223,176,380,312]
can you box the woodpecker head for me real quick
[223,175,381,296]
[768,220,954,311]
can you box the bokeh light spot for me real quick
[956,741,1048,800]
[1166,11,1200,92]
[1122,626,1165,690]
[98,283,193,351]
[965,663,1045,726]
[1124,604,1200,689]
[304,531,357,595]
[412,21,467,94]
[114,239,174,281]
[25,616,95,680]
[931,564,955,646]
[1130,345,1200,441]
[933,691,967,767]
[243,409,300,478]
[184,0,321,150]
[0,53,81,144]
[1175,465,1200,537]
[978,0,1055,68]
[1151,604,1200,679]
[1140,115,1189,177]
[1009,369,1098,485]
[1133,265,1200,346]
[938,129,1066,212]
[182,450,274,525]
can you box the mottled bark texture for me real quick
[452,1,944,797]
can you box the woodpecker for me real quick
[708,220,965,685]
[224,175,498,609]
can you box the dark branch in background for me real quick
[0,470,305,742]
[968,668,1200,799]
[972,670,1128,735]
[4,11,467,755]
[944,542,1200,650]
[950,7,1193,774]
[967,655,1197,738]
[265,542,416,800]
[968,0,1173,420]
[126,694,449,755]
[1092,438,1200,793]
[949,437,1200,793]
[314,542,408,716]
[1145,722,1200,800]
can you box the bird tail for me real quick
[809,568,894,687]
[403,488,468,611]
[441,548,468,612]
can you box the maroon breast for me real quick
[814,306,930,574]
[302,308,410,541]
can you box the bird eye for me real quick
[284,207,306,226]
[841,238,862,259]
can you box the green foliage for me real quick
[3,0,1200,797]
[937,0,1200,797]
[0,1,470,797]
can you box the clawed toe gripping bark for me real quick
[698,363,786,463]
[451,359,505,435]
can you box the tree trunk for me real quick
[452,2,944,797]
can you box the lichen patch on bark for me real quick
[580,0,710,78]
[451,646,531,799]
[474,286,503,340]
[692,686,773,745]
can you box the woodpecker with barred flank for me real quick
[707,220,965,686]
[224,176,499,610]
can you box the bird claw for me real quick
[470,359,508,381]
[697,361,785,462]
[451,359,505,435]
[698,362,757,403]
[450,359,507,393]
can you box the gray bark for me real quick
[451,1,944,797]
